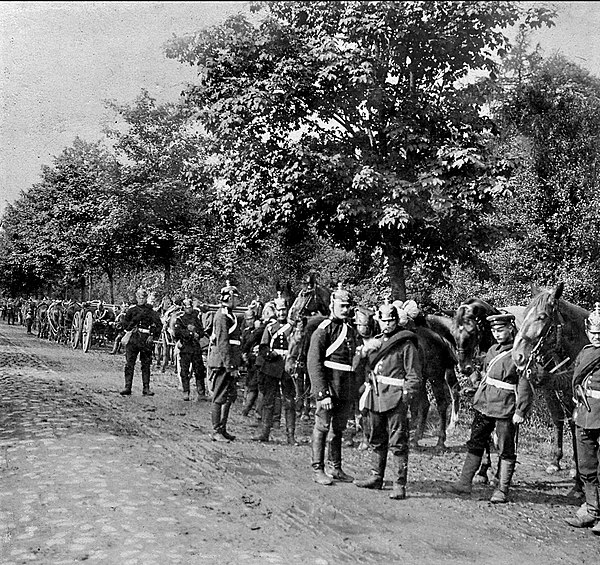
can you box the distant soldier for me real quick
[207,282,242,442]
[353,302,422,500]
[173,298,207,401]
[566,303,600,533]
[119,289,162,396]
[241,304,266,418]
[307,284,357,485]
[252,294,298,445]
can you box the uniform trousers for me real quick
[179,349,206,394]
[576,426,600,484]
[466,410,516,461]
[367,402,410,456]
[124,340,153,389]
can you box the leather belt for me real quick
[138,328,151,334]
[375,376,405,387]
[324,360,352,372]
[586,388,600,399]
[486,376,516,392]
[229,339,241,346]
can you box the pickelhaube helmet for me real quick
[585,302,600,332]
[378,299,409,326]
[331,283,352,305]
[273,292,287,310]
[220,279,239,302]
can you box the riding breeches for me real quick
[467,410,517,461]
[367,403,410,456]
[575,426,600,484]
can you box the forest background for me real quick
[2,1,600,313]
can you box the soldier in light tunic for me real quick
[566,303,600,533]
[307,285,357,485]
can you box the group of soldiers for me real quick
[12,277,598,532]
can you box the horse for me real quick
[157,304,183,373]
[35,301,50,339]
[46,300,65,342]
[512,283,589,494]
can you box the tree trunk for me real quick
[105,267,115,305]
[164,262,172,293]
[383,240,406,301]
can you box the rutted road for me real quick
[0,322,597,564]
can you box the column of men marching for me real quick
[6,278,600,535]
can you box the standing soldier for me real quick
[207,282,242,442]
[566,303,600,533]
[446,311,533,503]
[173,298,207,401]
[353,302,422,500]
[308,284,357,485]
[241,304,266,418]
[119,288,162,396]
[252,294,298,445]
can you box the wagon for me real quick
[70,300,119,352]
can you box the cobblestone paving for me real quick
[0,336,304,565]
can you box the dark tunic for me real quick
[573,344,600,429]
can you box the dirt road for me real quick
[0,321,597,564]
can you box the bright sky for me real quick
[1,1,599,216]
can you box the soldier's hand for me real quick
[319,398,333,411]
[512,413,525,425]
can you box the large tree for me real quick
[165,0,554,299]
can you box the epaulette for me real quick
[317,319,332,330]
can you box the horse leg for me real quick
[542,387,564,473]
[430,374,449,450]
[410,383,429,448]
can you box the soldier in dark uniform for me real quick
[446,312,533,503]
[173,298,207,401]
[566,303,600,533]
[241,304,266,418]
[353,302,422,500]
[119,289,162,396]
[207,282,242,442]
[307,285,357,485]
[252,295,298,445]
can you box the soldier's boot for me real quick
[445,452,482,495]
[566,483,600,528]
[242,389,258,417]
[354,450,387,490]
[195,375,207,400]
[141,372,154,396]
[312,428,333,486]
[220,403,236,441]
[490,458,516,504]
[389,452,409,500]
[211,403,229,442]
[252,404,273,442]
[284,405,299,446]
[254,393,264,425]
[120,373,133,396]
[326,436,354,482]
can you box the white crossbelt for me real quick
[324,360,353,372]
[586,388,600,399]
[486,376,516,392]
[229,339,241,346]
[273,348,287,356]
[374,375,405,387]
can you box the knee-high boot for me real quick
[445,452,483,494]
[220,403,235,441]
[312,428,332,485]
[327,436,354,482]
[211,403,228,442]
[354,449,387,489]
[390,452,408,499]
[252,402,274,442]
[285,404,298,446]
[490,458,516,503]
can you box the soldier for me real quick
[353,302,422,500]
[446,311,533,503]
[173,298,207,401]
[308,284,357,485]
[241,304,266,418]
[566,303,600,533]
[207,282,242,442]
[119,288,162,396]
[252,294,298,445]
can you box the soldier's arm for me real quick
[307,327,331,401]
[402,342,422,396]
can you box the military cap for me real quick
[486,312,515,328]
[136,288,148,298]
[585,302,600,333]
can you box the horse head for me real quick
[512,283,589,385]
[452,298,499,376]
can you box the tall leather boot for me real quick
[327,436,354,482]
[252,403,274,442]
[445,452,483,494]
[566,483,600,527]
[211,403,228,442]
[354,449,387,489]
[312,428,333,485]
[120,370,133,396]
[490,458,516,503]
[285,404,298,446]
[273,394,282,429]
[390,452,408,500]
[220,403,235,441]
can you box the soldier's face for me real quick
[379,318,398,335]
[136,294,147,305]
[491,325,512,345]
[587,330,600,348]
[276,307,287,322]
[332,300,351,320]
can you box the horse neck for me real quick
[556,300,590,361]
